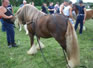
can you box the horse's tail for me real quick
[66,20,80,68]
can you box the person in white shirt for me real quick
[60,1,74,26]
[60,1,68,14]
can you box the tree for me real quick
[0,0,65,6]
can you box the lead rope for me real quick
[36,36,53,68]
[62,48,71,68]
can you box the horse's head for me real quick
[72,4,78,15]
[15,4,46,25]
[15,7,26,25]
[15,4,33,25]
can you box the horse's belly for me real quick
[37,31,52,38]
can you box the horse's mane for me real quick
[16,4,46,24]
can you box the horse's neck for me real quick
[39,11,46,17]
[75,9,78,15]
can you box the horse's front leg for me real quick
[19,24,22,31]
[24,24,29,35]
[27,34,37,55]
[36,37,45,50]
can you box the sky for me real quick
[70,0,93,3]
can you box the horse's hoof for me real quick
[27,51,37,55]
[26,32,28,35]
[27,45,37,55]
[36,44,45,50]
[19,30,21,32]
[66,64,71,68]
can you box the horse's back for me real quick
[36,14,68,38]
[47,14,68,33]
[86,10,93,19]
[35,15,52,38]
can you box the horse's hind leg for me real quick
[56,37,70,60]
[52,33,71,67]
[27,33,37,55]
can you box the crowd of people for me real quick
[0,0,86,48]
[41,1,86,35]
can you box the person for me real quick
[60,1,74,26]
[41,3,48,14]
[75,1,86,34]
[20,0,27,7]
[0,2,14,32]
[48,2,54,14]
[7,3,13,13]
[31,1,34,6]
[60,1,68,14]
[54,2,60,13]
[68,1,75,26]
[0,0,17,47]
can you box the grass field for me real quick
[0,18,93,68]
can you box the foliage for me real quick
[0,0,65,6]
[13,6,41,14]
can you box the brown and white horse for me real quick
[15,4,80,68]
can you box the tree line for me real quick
[0,0,68,6]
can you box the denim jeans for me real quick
[2,19,15,44]
[75,16,84,34]
[0,19,6,32]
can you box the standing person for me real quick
[54,2,60,13]
[20,0,27,7]
[31,1,34,6]
[68,1,75,26]
[48,2,54,14]
[41,3,48,14]
[0,0,17,47]
[0,2,14,32]
[7,3,13,13]
[75,1,86,34]
[60,1,74,26]
[60,1,68,14]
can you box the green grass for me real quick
[0,20,93,68]
[0,7,93,67]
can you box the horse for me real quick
[15,4,80,68]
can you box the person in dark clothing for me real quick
[41,3,48,14]
[75,1,86,34]
[7,4,13,13]
[54,2,60,13]
[0,0,17,48]
[48,2,54,14]
[0,3,14,32]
